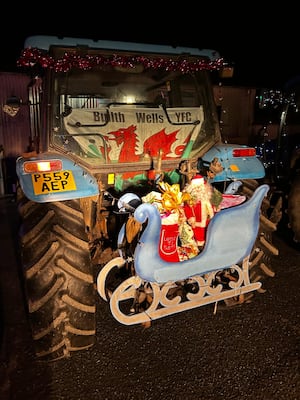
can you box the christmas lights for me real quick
[17,47,224,73]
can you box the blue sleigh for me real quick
[97,184,270,325]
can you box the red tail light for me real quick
[232,148,256,157]
[24,159,63,173]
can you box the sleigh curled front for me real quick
[97,184,270,325]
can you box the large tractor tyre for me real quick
[17,188,96,362]
[222,179,280,307]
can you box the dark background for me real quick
[1,6,300,89]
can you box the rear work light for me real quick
[24,159,63,173]
[232,148,256,157]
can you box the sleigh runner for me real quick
[97,184,270,325]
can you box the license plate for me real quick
[31,170,77,195]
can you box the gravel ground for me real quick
[0,196,299,400]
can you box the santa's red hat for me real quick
[191,175,205,186]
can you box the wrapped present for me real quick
[178,222,199,260]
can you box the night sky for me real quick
[1,6,299,89]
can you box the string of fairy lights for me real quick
[17,47,224,73]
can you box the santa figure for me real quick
[182,175,215,248]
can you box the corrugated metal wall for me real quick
[0,72,31,194]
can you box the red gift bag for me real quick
[159,223,180,262]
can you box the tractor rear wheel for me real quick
[17,188,96,362]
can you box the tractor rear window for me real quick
[50,63,219,166]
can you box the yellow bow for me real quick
[158,182,190,212]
